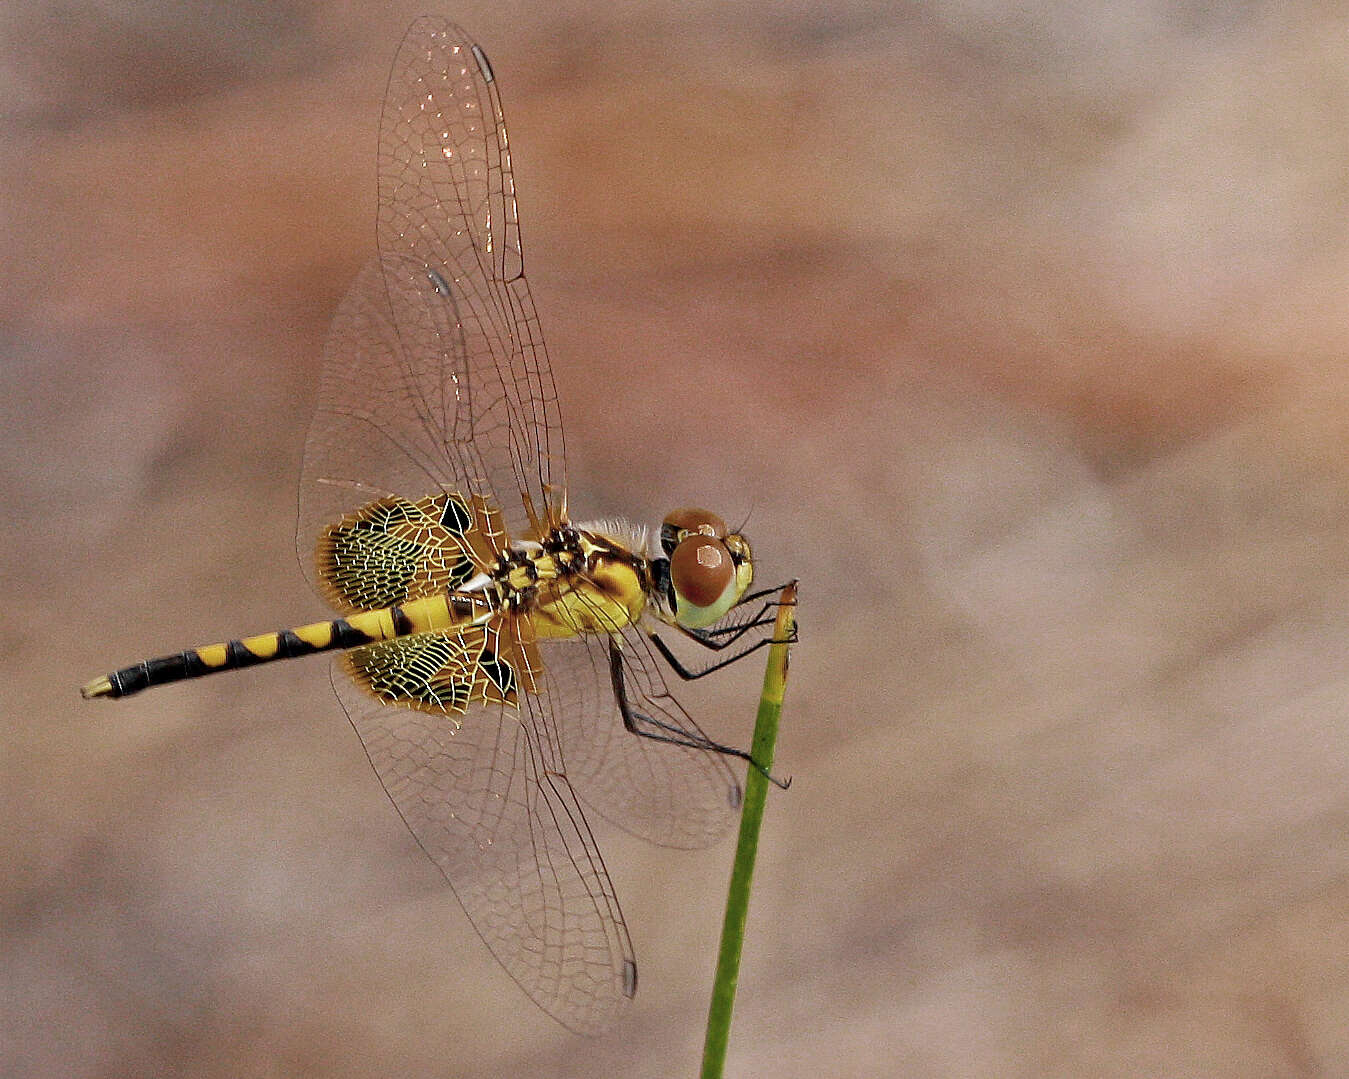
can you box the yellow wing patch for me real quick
[342,619,540,716]
[316,492,508,613]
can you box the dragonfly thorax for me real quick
[514,523,652,639]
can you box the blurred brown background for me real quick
[6,1,1349,1076]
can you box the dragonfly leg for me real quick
[690,585,799,650]
[608,638,789,790]
[692,603,778,647]
[689,586,796,645]
[649,617,798,683]
[647,584,798,680]
[734,584,794,607]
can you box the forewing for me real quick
[540,628,742,850]
[298,254,510,592]
[377,17,563,534]
[315,492,503,614]
[298,16,565,595]
[334,628,634,1034]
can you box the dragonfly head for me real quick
[655,508,754,630]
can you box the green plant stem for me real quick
[701,581,797,1079]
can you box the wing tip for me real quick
[471,43,495,83]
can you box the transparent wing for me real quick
[296,18,739,1031]
[377,16,563,533]
[298,16,564,588]
[333,655,634,1034]
[539,628,742,850]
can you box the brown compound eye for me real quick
[669,536,738,628]
[670,537,733,605]
[660,507,727,556]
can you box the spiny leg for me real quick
[688,586,797,648]
[608,637,789,790]
[734,584,795,607]
[688,585,798,650]
[693,603,779,647]
[648,590,799,682]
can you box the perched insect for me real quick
[81,17,794,1033]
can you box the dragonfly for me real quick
[81,17,794,1034]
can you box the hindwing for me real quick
[341,618,542,716]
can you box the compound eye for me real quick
[660,507,727,556]
[670,536,738,628]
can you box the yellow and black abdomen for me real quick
[80,593,488,699]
